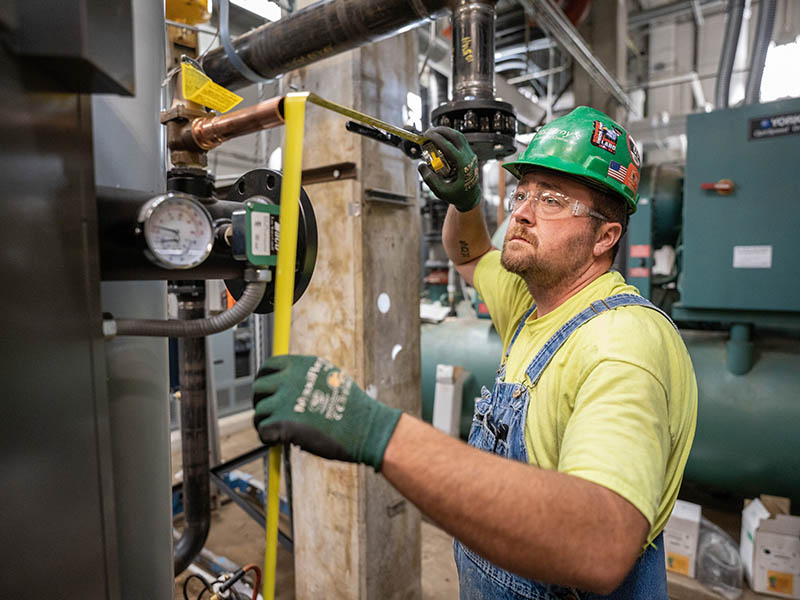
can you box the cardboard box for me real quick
[740,495,800,598]
[664,499,702,578]
[432,365,469,437]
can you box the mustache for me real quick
[504,225,537,246]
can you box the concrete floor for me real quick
[173,422,460,599]
[173,421,771,600]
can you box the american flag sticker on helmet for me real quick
[607,160,627,183]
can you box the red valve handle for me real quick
[700,179,734,194]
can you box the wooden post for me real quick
[283,26,422,600]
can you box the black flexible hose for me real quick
[715,0,746,109]
[744,0,777,104]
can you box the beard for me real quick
[501,224,596,289]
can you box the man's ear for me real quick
[593,221,622,258]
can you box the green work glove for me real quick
[418,126,481,212]
[252,355,402,471]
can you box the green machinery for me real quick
[421,98,800,503]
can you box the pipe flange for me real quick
[224,168,317,314]
[431,99,517,161]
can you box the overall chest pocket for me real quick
[469,384,525,458]
[468,386,492,448]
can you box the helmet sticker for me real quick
[623,163,640,194]
[627,134,641,167]
[607,160,627,183]
[591,120,620,153]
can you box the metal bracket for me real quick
[301,162,358,186]
[364,188,414,207]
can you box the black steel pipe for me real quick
[452,0,497,100]
[202,0,450,90]
[174,287,212,575]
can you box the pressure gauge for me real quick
[137,192,214,269]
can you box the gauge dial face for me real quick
[141,194,214,269]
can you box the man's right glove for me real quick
[418,127,481,212]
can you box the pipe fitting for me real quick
[190,95,285,151]
[726,323,755,375]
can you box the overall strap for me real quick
[505,305,537,358]
[524,293,677,386]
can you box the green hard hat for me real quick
[502,106,641,213]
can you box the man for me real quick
[253,106,697,599]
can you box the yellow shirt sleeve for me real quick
[473,250,533,348]
[557,359,670,527]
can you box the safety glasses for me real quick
[507,188,608,221]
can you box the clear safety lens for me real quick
[507,189,608,221]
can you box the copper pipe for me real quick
[191,95,285,151]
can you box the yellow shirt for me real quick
[474,250,697,545]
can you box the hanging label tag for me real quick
[180,60,243,113]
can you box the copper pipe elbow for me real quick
[191,95,285,151]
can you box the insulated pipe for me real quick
[744,0,777,105]
[452,0,497,100]
[174,289,212,575]
[715,0,745,109]
[202,0,450,90]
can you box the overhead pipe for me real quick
[744,0,777,105]
[517,0,635,113]
[628,0,725,30]
[714,0,745,109]
[202,0,450,90]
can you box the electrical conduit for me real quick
[744,0,777,105]
[714,0,745,109]
[110,280,266,337]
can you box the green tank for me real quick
[421,317,503,438]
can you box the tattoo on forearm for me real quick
[459,240,470,258]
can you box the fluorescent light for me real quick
[231,0,282,22]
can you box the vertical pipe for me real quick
[726,323,755,375]
[451,0,496,100]
[744,0,777,104]
[174,286,212,575]
[715,0,745,109]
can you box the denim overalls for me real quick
[454,293,676,600]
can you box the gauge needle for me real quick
[154,225,180,235]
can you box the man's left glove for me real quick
[253,355,402,472]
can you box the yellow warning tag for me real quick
[181,61,243,113]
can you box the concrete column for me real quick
[283,24,422,600]
[573,0,627,121]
